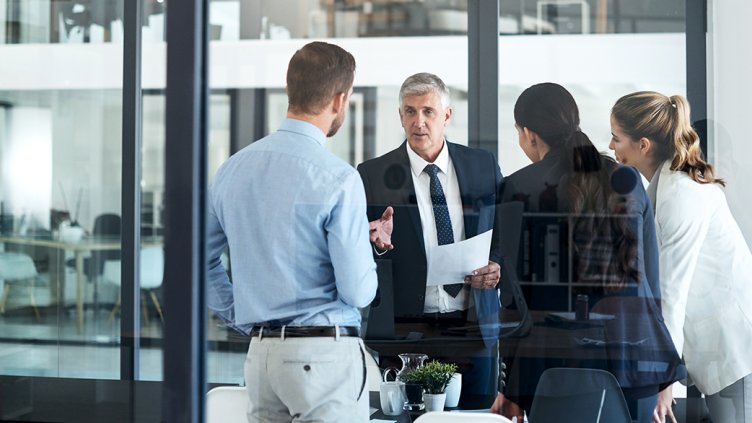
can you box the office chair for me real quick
[0,252,45,320]
[528,368,632,423]
[66,213,121,283]
[88,214,121,278]
[414,411,512,422]
[104,246,164,323]
[206,386,248,423]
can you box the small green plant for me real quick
[401,360,457,394]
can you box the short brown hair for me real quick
[286,42,356,115]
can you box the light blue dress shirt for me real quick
[207,118,377,333]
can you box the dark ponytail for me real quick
[515,83,639,292]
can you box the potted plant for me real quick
[403,360,458,412]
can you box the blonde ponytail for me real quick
[668,95,725,186]
[612,92,725,186]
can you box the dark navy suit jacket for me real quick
[357,141,504,347]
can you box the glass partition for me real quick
[495,1,691,416]
[3,0,747,421]
[204,0,471,388]
[498,2,686,175]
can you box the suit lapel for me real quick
[394,143,427,254]
[448,143,501,345]
[448,142,477,238]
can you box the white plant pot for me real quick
[423,393,446,412]
[444,373,462,408]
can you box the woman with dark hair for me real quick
[492,83,684,423]
[611,92,752,423]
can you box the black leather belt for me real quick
[250,325,359,338]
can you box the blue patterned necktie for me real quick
[424,164,464,297]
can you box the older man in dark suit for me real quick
[358,73,504,409]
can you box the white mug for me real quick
[444,372,462,408]
[379,381,406,416]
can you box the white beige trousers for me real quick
[243,335,368,423]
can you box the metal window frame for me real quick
[686,0,708,154]
[120,0,142,381]
[162,0,209,421]
[469,0,500,156]
[153,1,707,421]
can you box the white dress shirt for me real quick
[405,140,471,313]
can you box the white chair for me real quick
[206,385,248,423]
[0,252,43,320]
[415,411,513,422]
[103,246,164,323]
[364,349,383,392]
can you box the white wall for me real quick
[50,91,122,231]
[1,107,52,230]
[709,0,752,248]
[0,34,684,91]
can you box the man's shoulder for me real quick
[447,141,495,164]
[357,143,406,172]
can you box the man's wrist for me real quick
[373,244,389,256]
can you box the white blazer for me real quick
[651,161,752,395]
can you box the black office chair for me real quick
[66,213,121,283]
[529,368,632,423]
[89,214,121,279]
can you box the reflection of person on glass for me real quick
[492,83,684,423]
[611,92,752,423]
[206,42,377,422]
[357,72,503,408]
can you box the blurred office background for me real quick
[0,0,749,420]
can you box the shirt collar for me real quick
[279,118,327,147]
[406,139,451,178]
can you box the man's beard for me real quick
[327,109,346,137]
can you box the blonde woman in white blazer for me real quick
[609,91,752,423]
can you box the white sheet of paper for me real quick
[426,229,493,286]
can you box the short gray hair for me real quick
[399,73,451,109]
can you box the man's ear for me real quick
[331,92,347,115]
[443,106,453,126]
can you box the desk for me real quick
[0,235,161,333]
[0,376,701,422]
[365,322,490,355]
[498,308,678,362]
[366,323,497,410]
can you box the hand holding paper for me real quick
[464,260,501,289]
[426,230,494,286]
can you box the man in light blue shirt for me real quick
[206,41,377,422]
